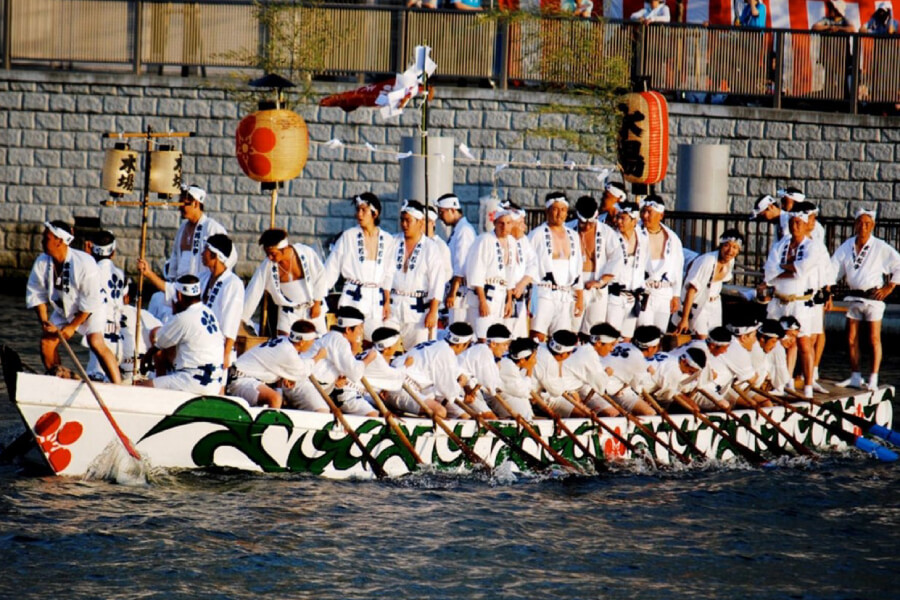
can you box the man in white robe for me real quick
[638,195,684,331]
[83,230,126,381]
[168,185,227,279]
[567,195,617,339]
[26,221,122,383]
[505,203,539,338]
[466,210,515,340]
[604,202,648,341]
[497,337,540,419]
[438,193,476,325]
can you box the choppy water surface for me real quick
[1,293,899,599]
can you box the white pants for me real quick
[466,285,508,339]
[576,286,609,335]
[606,293,639,339]
[638,289,675,331]
[531,288,576,336]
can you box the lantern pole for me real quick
[420,45,430,232]
[101,128,193,383]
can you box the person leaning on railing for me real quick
[734,0,767,28]
[860,2,898,34]
[630,0,671,23]
[812,0,856,32]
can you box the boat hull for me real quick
[13,373,896,479]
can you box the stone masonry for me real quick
[1,69,897,283]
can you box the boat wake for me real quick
[84,441,149,486]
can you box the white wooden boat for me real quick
[11,372,896,479]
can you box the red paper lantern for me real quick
[617,91,669,185]
[235,109,309,183]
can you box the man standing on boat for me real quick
[83,229,126,381]
[638,195,684,331]
[466,208,515,341]
[168,185,227,280]
[320,193,395,341]
[604,202,648,342]
[26,221,122,383]
[568,195,617,341]
[138,274,224,394]
[674,229,743,339]
[528,191,584,341]
[598,182,627,225]
[242,228,327,336]
[438,193,476,325]
[505,202,538,339]
[831,207,900,391]
[390,200,444,349]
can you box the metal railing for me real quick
[2,0,899,112]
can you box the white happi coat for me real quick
[528,224,583,335]
[117,305,162,377]
[648,353,702,402]
[458,343,504,395]
[84,257,127,377]
[719,341,765,388]
[243,243,326,333]
[505,235,539,337]
[232,336,315,385]
[465,231,514,337]
[154,302,225,392]
[764,235,829,329]
[168,214,227,279]
[604,342,653,394]
[568,220,618,334]
[497,356,538,418]
[639,223,684,327]
[26,247,106,334]
[321,227,396,336]
[675,250,734,333]
[760,343,792,392]
[390,235,444,343]
[532,345,583,397]
[430,234,453,293]
[832,235,900,298]
[565,345,612,397]
[164,269,244,343]
[448,216,477,282]
[403,339,465,405]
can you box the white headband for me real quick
[354,195,379,214]
[634,335,662,350]
[44,222,74,246]
[509,346,536,360]
[183,186,206,204]
[427,209,438,222]
[373,334,400,351]
[492,209,511,221]
[274,238,289,250]
[727,323,759,336]
[777,188,805,203]
[206,243,228,264]
[605,184,627,201]
[436,195,461,210]
[289,329,318,343]
[590,333,619,344]
[548,337,575,354]
[855,207,877,220]
[577,208,599,222]
[511,208,527,221]
[641,199,665,213]
[337,315,364,329]
[789,211,813,224]
[751,195,777,218]
[545,193,568,208]
[175,279,201,297]
[719,235,743,247]
[446,330,473,345]
[682,351,704,370]
[401,201,424,221]
[91,241,116,258]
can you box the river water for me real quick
[1,293,898,599]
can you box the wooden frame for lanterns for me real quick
[100,127,194,383]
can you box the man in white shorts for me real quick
[831,207,900,390]
[168,185,227,279]
[139,275,225,394]
[466,209,515,340]
[674,229,743,339]
[638,195,684,331]
[568,195,617,340]
[226,320,324,408]
[26,221,122,383]
[604,202,647,341]
[528,191,584,341]
[438,193,476,325]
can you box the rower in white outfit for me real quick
[604,202,648,341]
[168,185,227,279]
[26,221,122,383]
[457,323,510,419]
[139,274,225,395]
[497,337,540,419]
[320,193,395,341]
[638,195,683,331]
[226,320,323,408]
[83,230,126,381]
[390,200,444,349]
[528,191,584,341]
[466,209,515,340]
[242,229,327,335]
[504,202,538,339]
[438,193,477,325]
[532,329,586,417]
[831,207,900,391]
[568,195,617,339]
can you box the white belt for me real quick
[484,278,508,287]
[538,282,573,292]
[346,279,379,288]
[646,280,674,290]
[392,289,427,298]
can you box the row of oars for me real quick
[5,339,898,476]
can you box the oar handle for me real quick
[57,333,141,460]
[309,376,387,479]
[402,383,487,468]
[601,392,688,465]
[360,377,423,465]
[530,392,603,471]
[495,393,582,473]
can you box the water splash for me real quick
[83,441,148,485]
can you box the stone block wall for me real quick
[1,69,897,283]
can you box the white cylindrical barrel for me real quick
[398,136,454,206]
[675,144,730,212]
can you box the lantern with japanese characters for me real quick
[617,91,669,185]
[148,145,183,196]
[235,108,309,183]
[101,143,139,197]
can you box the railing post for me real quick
[773,30,783,109]
[497,19,508,90]
[133,0,143,75]
[630,23,644,92]
[3,0,12,70]
[392,7,407,75]
[850,32,860,115]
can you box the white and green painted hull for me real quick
[14,373,895,479]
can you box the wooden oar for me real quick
[670,393,768,465]
[309,376,387,479]
[529,392,605,472]
[731,386,817,458]
[454,400,548,472]
[360,377,423,466]
[600,393,691,465]
[401,383,489,469]
[754,386,898,462]
[697,389,790,458]
[566,391,645,461]
[57,333,141,460]
[492,393,584,474]
[640,391,705,459]
[784,387,900,447]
